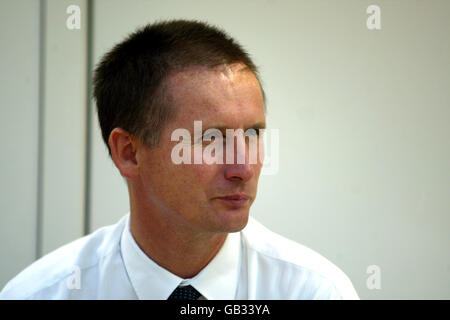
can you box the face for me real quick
[134,63,266,234]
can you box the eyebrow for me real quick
[202,122,267,133]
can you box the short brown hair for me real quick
[93,19,265,157]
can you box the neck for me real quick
[129,202,227,279]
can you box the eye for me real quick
[202,129,225,142]
[245,128,260,136]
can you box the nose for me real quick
[224,162,254,182]
[223,135,255,182]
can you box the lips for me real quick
[218,193,250,201]
[214,193,250,207]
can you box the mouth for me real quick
[213,193,251,207]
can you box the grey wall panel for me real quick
[40,0,87,255]
[0,0,40,288]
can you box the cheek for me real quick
[141,144,223,203]
[167,162,220,196]
[190,163,220,187]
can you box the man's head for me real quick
[94,19,265,156]
[93,19,266,234]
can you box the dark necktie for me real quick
[167,285,202,300]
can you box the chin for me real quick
[215,208,250,233]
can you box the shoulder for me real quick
[241,216,359,299]
[0,215,128,299]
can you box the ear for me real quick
[109,128,139,179]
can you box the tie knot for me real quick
[168,285,202,300]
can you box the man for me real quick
[1,19,359,299]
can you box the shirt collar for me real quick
[120,214,241,300]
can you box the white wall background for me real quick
[1,0,449,299]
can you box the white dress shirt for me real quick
[0,213,359,299]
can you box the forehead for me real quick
[164,64,265,128]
